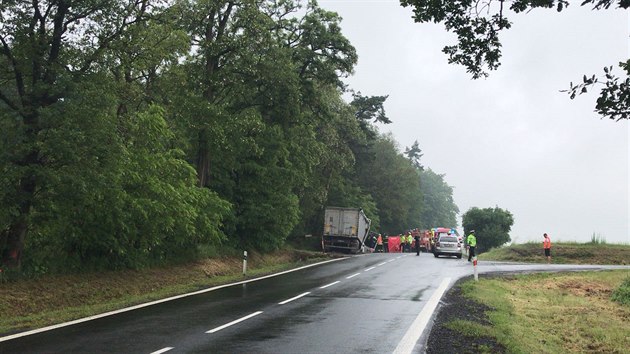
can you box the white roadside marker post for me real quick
[473,256,478,281]
[243,250,248,276]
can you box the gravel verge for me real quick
[425,276,506,354]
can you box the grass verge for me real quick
[0,249,336,336]
[453,270,630,353]
[479,242,630,265]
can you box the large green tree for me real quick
[0,0,230,271]
[357,134,422,234]
[0,0,159,268]
[462,206,514,253]
[399,0,630,121]
[419,168,459,228]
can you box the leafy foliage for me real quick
[563,61,630,121]
[399,0,630,121]
[419,168,459,228]
[611,276,630,306]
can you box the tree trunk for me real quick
[196,128,210,187]
[1,173,36,269]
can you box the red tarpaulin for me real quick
[388,236,401,253]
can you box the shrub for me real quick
[611,277,630,306]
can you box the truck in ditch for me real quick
[322,207,372,253]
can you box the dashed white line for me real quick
[0,258,348,343]
[387,259,395,263]
[364,267,376,272]
[150,347,174,354]
[377,262,386,266]
[319,281,341,289]
[279,292,310,305]
[396,256,402,259]
[393,278,452,354]
[206,311,263,334]
[346,273,361,279]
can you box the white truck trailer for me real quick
[322,207,371,253]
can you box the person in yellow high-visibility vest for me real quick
[467,230,477,262]
[407,232,414,253]
[401,232,408,252]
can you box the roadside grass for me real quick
[0,249,334,335]
[479,242,630,265]
[453,270,630,353]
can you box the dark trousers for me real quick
[468,246,476,261]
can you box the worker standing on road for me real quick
[383,234,389,253]
[414,232,421,256]
[376,234,383,253]
[543,233,552,264]
[406,231,413,253]
[398,234,407,253]
[467,230,477,262]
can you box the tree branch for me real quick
[0,89,22,113]
[0,35,26,104]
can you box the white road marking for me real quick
[319,280,341,289]
[150,347,174,354]
[346,273,361,279]
[377,262,386,266]
[364,267,376,272]
[387,259,395,263]
[206,311,263,334]
[0,257,347,342]
[393,277,452,354]
[396,256,402,259]
[278,292,310,305]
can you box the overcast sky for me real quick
[318,0,629,244]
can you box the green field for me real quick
[479,242,630,265]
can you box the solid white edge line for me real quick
[206,311,263,334]
[364,267,375,272]
[346,273,361,279]
[278,292,310,305]
[150,347,174,354]
[377,262,386,266]
[0,257,348,343]
[393,277,452,354]
[319,280,341,289]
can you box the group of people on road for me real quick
[374,229,552,263]
[373,231,423,255]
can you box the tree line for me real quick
[0,0,459,275]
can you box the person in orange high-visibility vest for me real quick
[376,234,383,253]
[543,233,552,264]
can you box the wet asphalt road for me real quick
[1,252,627,354]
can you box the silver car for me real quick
[433,235,462,258]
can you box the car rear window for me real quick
[440,236,458,242]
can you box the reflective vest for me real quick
[407,235,413,244]
[377,235,383,245]
[467,234,476,247]
[543,237,551,249]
